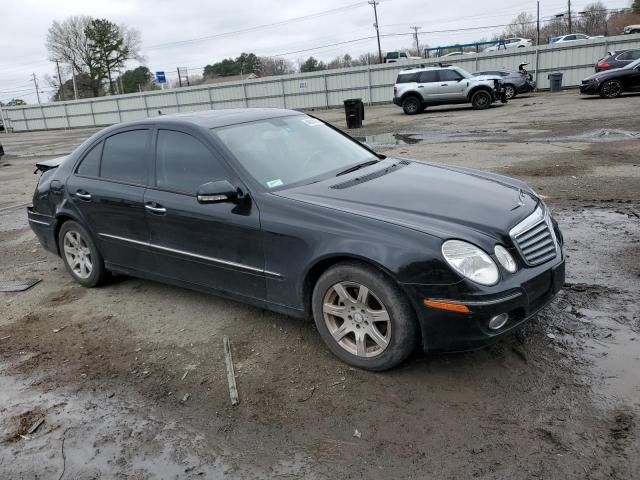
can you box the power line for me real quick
[144,2,367,51]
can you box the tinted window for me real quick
[396,73,418,83]
[155,130,226,194]
[100,130,148,184]
[387,52,399,59]
[439,70,462,81]
[632,50,640,60]
[76,142,102,177]
[618,50,640,60]
[418,71,438,83]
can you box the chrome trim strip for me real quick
[28,218,51,226]
[427,292,523,307]
[99,233,281,277]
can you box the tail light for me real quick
[597,62,610,70]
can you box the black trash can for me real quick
[344,98,364,129]
[548,72,563,92]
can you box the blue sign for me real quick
[155,71,166,84]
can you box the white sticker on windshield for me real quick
[301,118,322,127]
[266,179,284,188]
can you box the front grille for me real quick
[510,207,558,266]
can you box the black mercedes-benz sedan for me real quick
[28,108,564,370]
[580,58,640,98]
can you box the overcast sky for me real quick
[0,0,632,103]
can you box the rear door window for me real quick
[418,71,438,83]
[100,130,149,185]
[155,130,227,194]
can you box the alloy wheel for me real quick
[504,85,516,99]
[322,281,392,358]
[63,230,93,279]
[601,80,622,98]
[403,97,420,114]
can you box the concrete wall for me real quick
[3,34,640,132]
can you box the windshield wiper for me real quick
[335,159,380,176]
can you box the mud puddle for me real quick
[357,128,640,148]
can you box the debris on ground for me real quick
[223,335,239,406]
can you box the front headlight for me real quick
[441,240,499,286]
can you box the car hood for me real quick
[584,68,628,81]
[275,159,538,241]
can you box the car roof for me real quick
[398,66,455,73]
[106,108,303,131]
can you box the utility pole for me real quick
[177,67,183,88]
[368,1,383,64]
[70,55,78,100]
[536,1,540,45]
[568,0,572,34]
[410,26,421,56]
[55,60,64,101]
[31,73,41,104]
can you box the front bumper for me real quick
[580,82,599,95]
[404,258,565,353]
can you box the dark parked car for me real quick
[581,58,640,98]
[595,48,640,72]
[473,64,536,99]
[28,109,565,371]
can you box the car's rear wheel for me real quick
[503,84,517,99]
[402,95,422,115]
[471,90,492,109]
[58,220,108,287]
[312,262,418,371]
[600,79,623,98]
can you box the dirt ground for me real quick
[0,91,638,479]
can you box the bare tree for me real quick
[576,2,609,36]
[258,57,295,76]
[503,12,537,42]
[46,16,142,97]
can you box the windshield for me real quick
[212,115,377,189]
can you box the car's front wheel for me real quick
[471,90,492,109]
[312,262,418,371]
[503,84,517,99]
[402,95,422,115]
[58,220,109,287]
[599,79,623,98]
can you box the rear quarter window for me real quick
[76,142,102,177]
[396,73,419,83]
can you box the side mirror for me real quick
[196,180,238,204]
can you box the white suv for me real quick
[392,66,507,115]
[484,38,532,52]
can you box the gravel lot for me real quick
[1,91,639,479]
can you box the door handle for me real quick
[417,85,424,88]
[441,84,448,86]
[75,191,92,201]
[145,203,166,215]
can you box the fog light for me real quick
[488,313,509,330]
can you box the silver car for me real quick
[392,66,507,115]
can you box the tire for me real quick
[503,84,517,100]
[311,261,418,371]
[599,79,623,98]
[402,95,422,115]
[58,220,109,287]
[471,90,492,109]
